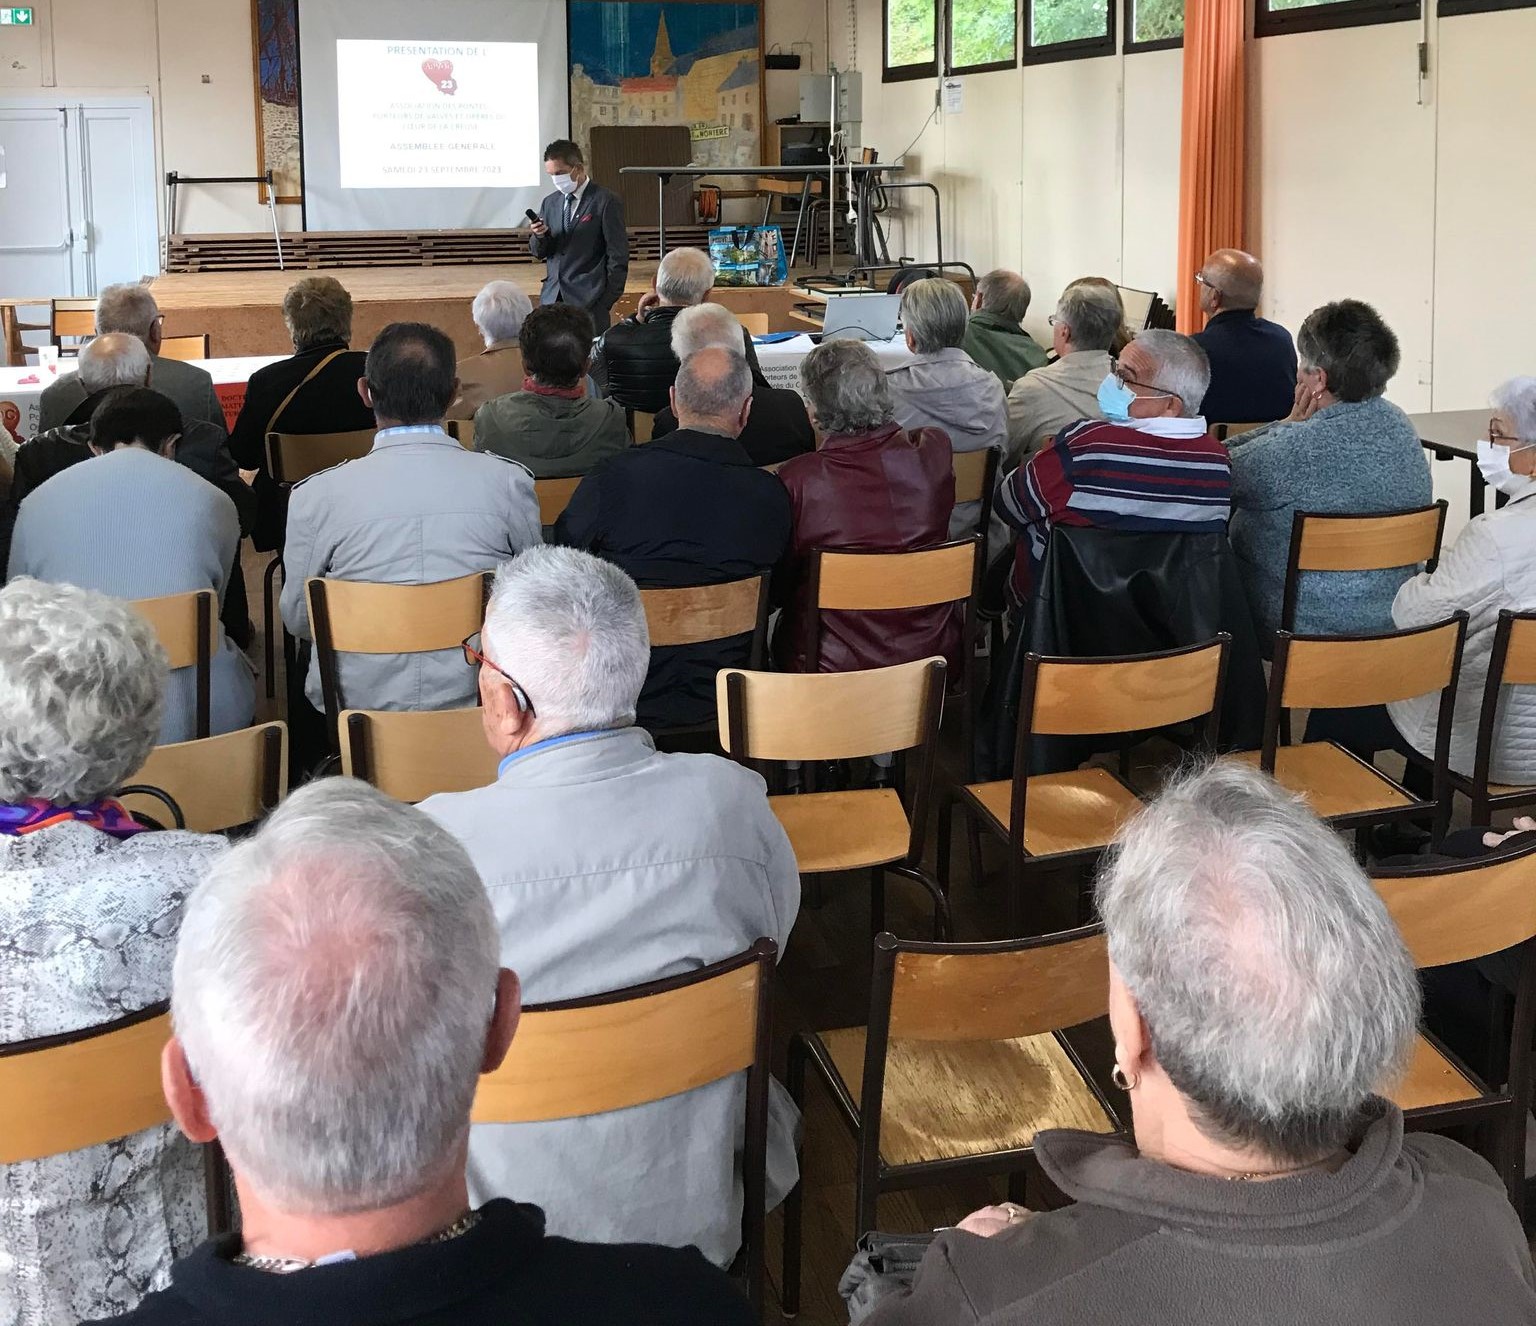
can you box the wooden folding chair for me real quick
[951,446,1001,545]
[306,571,492,748]
[474,939,778,1312]
[132,589,216,741]
[0,1002,232,1233]
[260,428,379,697]
[1231,614,1468,846]
[51,298,95,354]
[1372,838,1536,1218]
[1457,610,1536,823]
[1280,504,1447,634]
[340,706,499,802]
[781,924,1118,1315]
[158,333,210,361]
[118,721,288,832]
[535,475,581,527]
[942,636,1231,936]
[445,417,476,449]
[639,574,769,742]
[718,658,951,938]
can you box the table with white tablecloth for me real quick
[752,333,914,396]
[0,354,285,444]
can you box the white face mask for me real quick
[551,172,578,196]
[1476,438,1536,497]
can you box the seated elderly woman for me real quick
[1387,376,1536,786]
[864,762,1536,1325]
[885,277,1008,543]
[0,578,227,1324]
[452,279,533,418]
[1228,298,1432,640]
[227,275,376,551]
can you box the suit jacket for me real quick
[38,355,225,438]
[774,421,960,675]
[227,340,375,551]
[529,181,629,326]
[279,426,541,715]
[1192,308,1298,426]
[554,429,793,729]
[452,342,525,419]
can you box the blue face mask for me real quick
[1097,372,1136,422]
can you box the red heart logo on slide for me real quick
[422,58,457,95]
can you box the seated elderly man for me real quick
[998,329,1231,612]
[590,246,717,412]
[453,279,533,418]
[962,268,1049,392]
[1005,278,1123,462]
[1191,248,1297,426]
[775,338,957,675]
[473,304,628,477]
[8,388,256,743]
[863,762,1536,1325]
[420,546,799,1270]
[37,282,224,437]
[229,275,376,552]
[1,579,226,1326]
[556,347,792,729]
[280,322,540,737]
[886,277,1008,541]
[109,778,752,1326]
[649,303,814,466]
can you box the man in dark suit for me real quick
[529,138,629,334]
[1191,249,1297,427]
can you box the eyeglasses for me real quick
[461,633,534,716]
[1490,420,1523,446]
[1109,357,1173,398]
[1193,272,1223,294]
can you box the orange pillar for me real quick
[1176,0,1247,334]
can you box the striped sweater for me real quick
[998,416,1233,608]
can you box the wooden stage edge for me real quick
[148,262,827,358]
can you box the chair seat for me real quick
[1388,1033,1481,1112]
[818,1026,1116,1168]
[1230,743,1414,820]
[963,768,1142,858]
[770,789,910,873]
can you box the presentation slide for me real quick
[298,0,567,232]
[335,40,540,191]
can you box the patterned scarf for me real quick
[0,798,146,839]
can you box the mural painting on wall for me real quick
[252,0,303,204]
[569,0,763,168]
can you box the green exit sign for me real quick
[0,8,35,24]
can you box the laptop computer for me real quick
[819,293,903,343]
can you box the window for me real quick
[950,0,1018,73]
[885,0,938,80]
[1125,0,1183,50]
[1255,0,1419,38]
[1023,0,1115,63]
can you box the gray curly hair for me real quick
[0,579,167,804]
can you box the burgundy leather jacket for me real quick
[775,420,960,674]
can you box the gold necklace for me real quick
[233,1209,482,1274]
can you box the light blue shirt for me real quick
[496,730,610,777]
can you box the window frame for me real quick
[1021,0,1116,65]
[884,0,941,82]
[1123,0,1184,51]
[1253,0,1420,39]
[948,0,1020,75]
[1438,0,1536,16]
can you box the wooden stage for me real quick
[148,262,827,358]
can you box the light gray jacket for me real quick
[38,354,227,438]
[420,726,802,1268]
[279,426,541,713]
[1004,349,1110,464]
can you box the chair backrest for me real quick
[306,572,490,720]
[0,1004,171,1163]
[265,429,377,486]
[1281,504,1447,632]
[951,446,999,507]
[158,333,210,361]
[132,589,215,740]
[719,657,945,763]
[340,707,500,802]
[1473,610,1536,794]
[739,312,770,336]
[1373,840,1536,969]
[630,410,657,444]
[813,538,979,613]
[1214,422,1265,442]
[445,417,476,449]
[640,575,768,652]
[52,301,95,343]
[536,475,582,526]
[119,721,288,833]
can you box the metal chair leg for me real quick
[870,866,885,937]
[781,1036,808,1318]
[261,556,282,699]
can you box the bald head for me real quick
[1199,249,1264,313]
[671,346,753,437]
[78,332,153,395]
